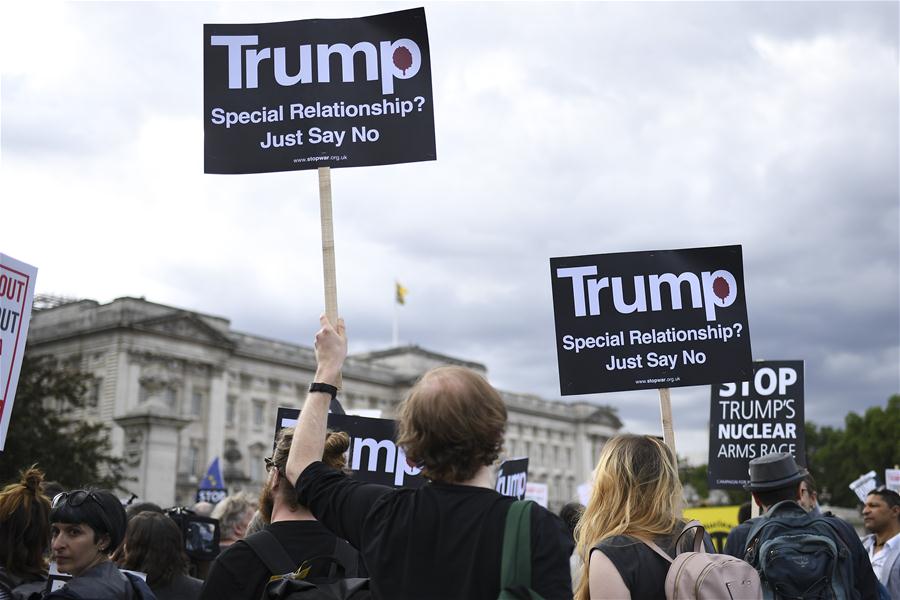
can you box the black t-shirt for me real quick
[296,460,574,600]
[198,520,338,600]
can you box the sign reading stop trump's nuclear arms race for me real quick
[204,8,435,174]
[708,361,805,489]
[1,254,38,451]
[549,245,752,395]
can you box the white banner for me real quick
[886,468,900,493]
[0,254,38,451]
[524,482,548,508]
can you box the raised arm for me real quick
[285,314,347,486]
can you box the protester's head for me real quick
[260,426,350,523]
[397,366,507,483]
[211,491,257,544]
[559,502,583,540]
[125,501,164,522]
[863,487,900,535]
[191,501,215,517]
[798,473,819,513]
[49,488,127,577]
[574,435,681,600]
[745,452,808,509]
[0,466,52,579]
[737,501,752,524]
[120,511,189,587]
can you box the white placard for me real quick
[524,482,549,508]
[849,470,878,502]
[885,469,900,493]
[577,482,592,506]
[1,253,38,451]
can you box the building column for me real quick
[206,367,227,471]
[115,401,191,506]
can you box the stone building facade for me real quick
[26,297,621,512]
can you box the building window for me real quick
[253,400,266,427]
[191,389,205,416]
[87,378,102,408]
[184,443,201,475]
[249,454,263,482]
[226,396,236,425]
[164,386,177,409]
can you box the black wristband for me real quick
[309,382,338,400]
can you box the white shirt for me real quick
[867,531,900,584]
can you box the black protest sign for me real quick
[708,361,805,489]
[204,8,435,174]
[275,407,424,488]
[549,245,752,395]
[495,457,529,499]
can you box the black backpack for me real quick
[744,501,854,600]
[242,530,371,600]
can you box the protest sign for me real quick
[524,482,548,508]
[886,468,900,493]
[276,407,424,488]
[683,505,741,553]
[195,457,227,504]
[204,8,435,174]
[549,245,752,396]
[708,360,805,489]
[850,471,878,503]
[495,457,529,499]
[1,254,38,451]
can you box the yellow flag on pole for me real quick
[395,282,408,305]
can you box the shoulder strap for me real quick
[241,530,298,576]
[331,537,359,578]
[500,500,533,592]
[675,520,706,553]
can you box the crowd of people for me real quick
[1,315,898,599]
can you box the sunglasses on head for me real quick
[52,490,104,510]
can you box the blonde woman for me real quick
[575,434,687,600]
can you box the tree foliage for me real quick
[0,353,129,491]
[805,394,900,507]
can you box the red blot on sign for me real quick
[713,277,730,301]
[393,46,413,75]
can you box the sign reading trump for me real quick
[204,8,435,174]
[549,245,752,395]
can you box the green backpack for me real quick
[497,500,546,600]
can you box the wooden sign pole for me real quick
[317,166,341,387]
[658,387,676,456]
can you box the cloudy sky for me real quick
[3,1,897,464]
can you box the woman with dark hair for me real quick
[47,488,154,599]
[0,467,51,599]
[120,512,201,600]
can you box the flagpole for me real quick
[392,291,399,347]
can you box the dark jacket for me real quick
[44,562,156,600]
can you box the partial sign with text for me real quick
[708,360,805,489]
[276,407,424,488]
[550,245,752,395]
[495,457,529,500]
[204,8,435,174]
[1,254,38,451]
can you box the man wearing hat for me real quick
[723,452,880,599]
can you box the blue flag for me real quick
[196,457,226,504]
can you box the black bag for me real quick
[242,530,371,600]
